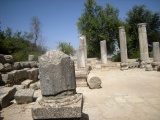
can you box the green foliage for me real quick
[57,42,75,55]
[0,28,46,61]
[111,52,121,62]
[126,5,160,58]
[77,0,121,57]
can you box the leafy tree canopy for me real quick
[57,42,75,55]
[77,0,121,57]
[126,5,160,58]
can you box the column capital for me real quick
[119,26,125,29]
[137,23,147,27]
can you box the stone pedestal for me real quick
[32,50,83,119]
[138,23,149,67]
[100,40,107,64]
[151,42,160,70]
[119,26,128,70]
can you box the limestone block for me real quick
[0,54,6,64]
[75,71,88,78]
[39,50,76,96]
[13,62,21,70]
[157,65,160,71]
[4,63,12,71]
[87,73,101,89]
[29,61,38,68]
[32,94,83,119]
[4,55,13,63]
[27,68,39,81]
[29,82,39,90]
[11,70,19,83]
[14,89,34,104]
[17,69,27,80]
[20,62,31,68]
[2,72,14,84]
[0,63,5,72]
[145,64,153,71]
[0,86,17,108]
[13,85,24,90]
[21,79,33,88]
[23,62,31,68]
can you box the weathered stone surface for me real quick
[87,73,101,89]
[39,50,76,96]
[27,68,39,81]
[4,55,13,63]
[28,55,35,61]
[13,62,21,70]
[0,86,16,108]
[120,63,128,70]
[29,82,39,90]
[32,94,83,119]
[157,65,160,71]
[76,48,86,68]
[100,40,107,64]
[21,79,33,88]
[17,69,28,80]
[75,71,88,78]
[0,54,6,64]
[11,70,19,83]
[153,42,160,62]
[137,23,149,62]
[4,63,12,71]
[0,63,4,72]
[29,61,38,68]
[145,64,153,71]
[2,72,14,84]
[14,89,34,104]
[128,62,140,68]
[13,85,24,90]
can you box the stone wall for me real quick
[0,54,39,86]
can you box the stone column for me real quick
[100,40,107,64]
[32,50,83,119]
[77,35,87,68]
[79,35,87,65]
[76,48,86,68]
[152,42,160,70]
[119,26,128,70]
[137,23,149,62]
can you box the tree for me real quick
[31,16,41,46]
[126,5,160,58]
[57,42,74,55]
[77,0,121,57]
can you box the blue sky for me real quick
[0,0,160,50]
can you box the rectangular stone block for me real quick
[0,86,17,108]
[27,68,39,81]
[32,94,83,119]
[11,70,19,83]
[2,72,14,84]
[21,79,33,88]
[14,89,34,104]
[39,51,76,96]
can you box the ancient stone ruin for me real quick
[32,50,83,119]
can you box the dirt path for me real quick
[1,68,160,120]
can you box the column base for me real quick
[151,62,160,71]
[120,63,128,70]
[32,93,83,119]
